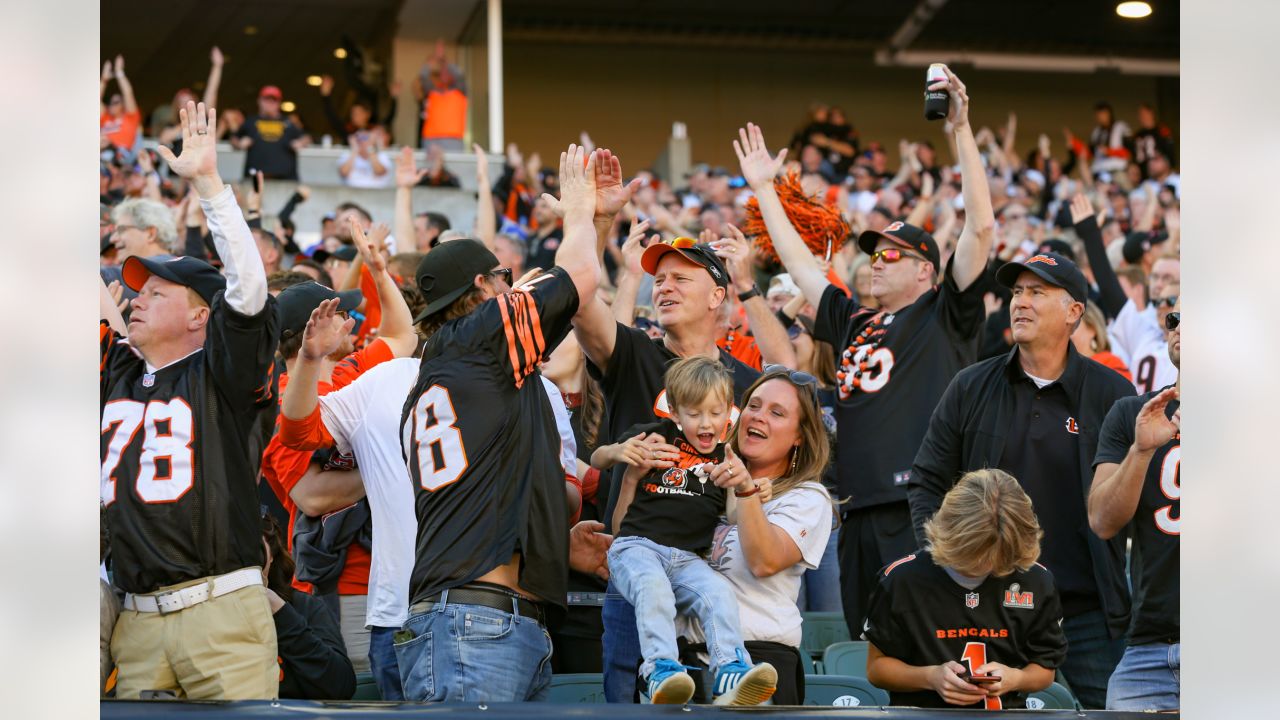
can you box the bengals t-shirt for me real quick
[101,110,142,151]
[615,418,726,554]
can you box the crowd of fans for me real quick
[99,47,1180,713]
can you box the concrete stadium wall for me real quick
[499,42,1179,174]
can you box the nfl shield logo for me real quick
[965,592,980,609]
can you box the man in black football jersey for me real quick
[864,469,1066,709]
[571,157,761,701]
[99,101,280,699]
[394,144,601,702]
[732,65,995,640]
[1089,300,1180,711]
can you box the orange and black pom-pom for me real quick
[743,171,851,265]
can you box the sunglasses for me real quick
[489,267,513,285]
[634,316,660,331]
[870,248,924,264]
[1153,295,1178,309]
[763,363,819,390]
[1165,311,1180,331]
[667,236,699,249]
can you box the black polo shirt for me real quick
[999,361,1099,617]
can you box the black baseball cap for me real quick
[640,237,730,288]
[275,282,363,338]
[414,239,501,321]
[1122,230,1169,264]
[309,244,357,265]
[995,251,1088,303]
[122,255,226,306]
[858,221,940,269]
[1037,238,1077,263]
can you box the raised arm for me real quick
[350,220,416,358]
[100,61,112,113]
[1070,193,1126,319]
[282,299,355,422]
[113,56,138,115]
[157,101,267,315]
[202,46,223,108]
[734,123,829,307]
[393,147,428,251]
[611,219,651,325]
[547,144,599,301]
[714,224,797,368]
[473,143,496,251]
[1089,388,1179,540]
[943,67,996,291]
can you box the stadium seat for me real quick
[1026,681,1078,710]
[351,672,380,700]
[800,611,850,658]
[821,640,870,678]
[548,673,608,703]
[803,674,889,706]
[797,646,821,674]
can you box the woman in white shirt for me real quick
[683,366,836,704]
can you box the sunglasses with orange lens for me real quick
[870,248,924,264]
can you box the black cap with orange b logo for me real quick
[995,251,1089,303]
[857,221,941,270]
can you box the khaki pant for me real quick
[100,579,120,693]
[110,574,279,700]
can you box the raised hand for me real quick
[543,144,596,223]
[300,298,355,362]
[621,219,654,275]
[1134,387,1180,453]
[593,148,642,220]
[114,55,125,78]
[352,220,390,274]
[155,101,220,191]
[320,74,335,97]
[394,146,428,188]
[101,60,113,82]
[210,46,224,67]
[733,123,788,192]
[928,65,970,130]
[711,224,757,294]
[472,143,490,184]
[1068,193,1096,226]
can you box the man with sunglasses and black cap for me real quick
[909,251,1136,709]
[1089,299,1180,711]
[733,65,995,643]
[99,102,282,699]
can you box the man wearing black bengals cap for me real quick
[99,101,282,699]
[909,251,1136,709]
[732,64,994,642]
[393,144,610,702]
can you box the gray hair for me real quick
[113,198,178,253]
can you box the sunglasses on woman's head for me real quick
[870,248,923,264]
[763,364,818,388]
[1165,311,1180,331]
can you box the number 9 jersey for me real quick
[400,267,580,613]
[99,295,279,595]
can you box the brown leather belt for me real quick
[409,584,545,625]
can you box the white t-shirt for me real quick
[539,376,578,480]
[338,150,394,189]
[1107,298,1177,394]
[677,481,834,648]
[318,358,419,628]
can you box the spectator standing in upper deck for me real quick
[234,86,311,180]
[101,55,142,156]
[417,41,467,152]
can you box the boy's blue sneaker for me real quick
[712,652,777,706]
[647,658,696,705]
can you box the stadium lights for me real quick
[281,101,297,113]
[334,47,348,59]
[1116,1,1152,18]
[243,25,258,35]
[306,75,323,87]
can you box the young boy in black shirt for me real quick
[600,357,776,705]
[864,469,1067,709]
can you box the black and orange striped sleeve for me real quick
[492,266,580,389]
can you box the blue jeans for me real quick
[1107,642,1179,711]
[607,535,749,680]
[602,583,642,702]
[1060,608,1126,709]
[368,625,404,701]
[393,598,553,702]
[798,514,842,612]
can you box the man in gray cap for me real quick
[908,251,1136,709]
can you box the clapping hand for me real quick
[734,123,787,192]
[299,298,355,362]
[1135,387,1180,453]
[593,148,643,220]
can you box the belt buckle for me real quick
[155,591,185,615]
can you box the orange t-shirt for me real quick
[261,338,394,595]
[718,330,763,371]
[422,87,467,140]
[100,110,142,151]
[354,265,382,348]
[1091,351,1133,383]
